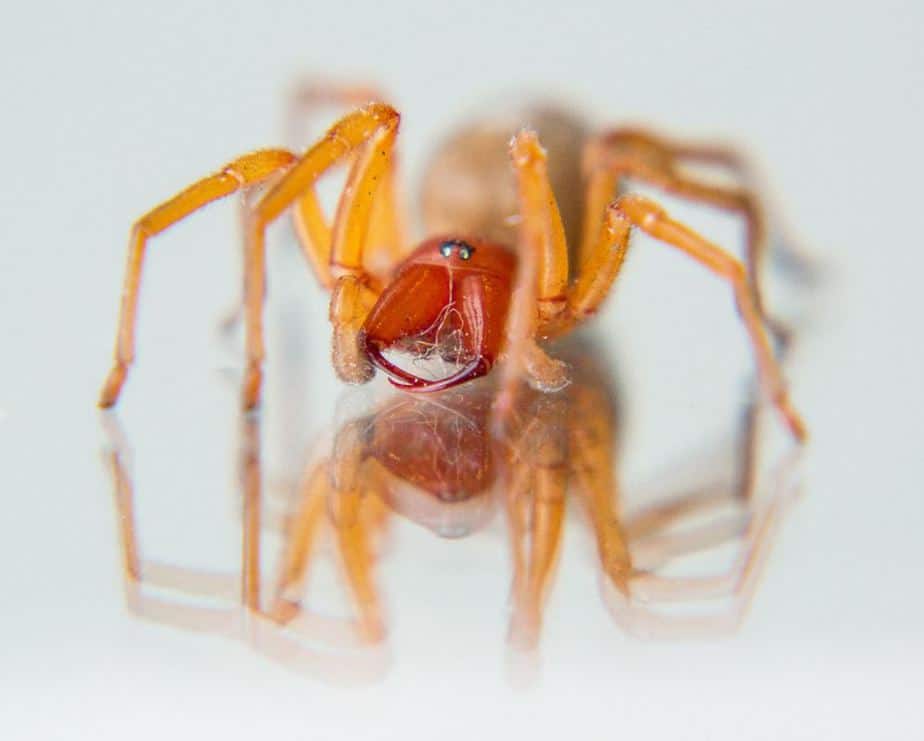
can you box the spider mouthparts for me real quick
[367,339,490,393]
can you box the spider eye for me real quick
[439,242,454,258]
[458,246,472,260]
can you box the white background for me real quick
[2,1,922,738]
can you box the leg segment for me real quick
[571,194,806,441]
[567,372,633,591]
[242,103,399,407]
[291,94,406,289]
[292,186,335,288]
[580,130,769,317]
[509,130,570,325]
[286,80,386,146]
[99,149,298,407]
[503,395,568,650]
[270,461,329,621]
[493,130,571,422]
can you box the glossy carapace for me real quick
[362,237,517,391]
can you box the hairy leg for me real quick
[567,377,633,592]
[290,86,407,289]
[287,80,386,146]
[503,398,568,650]
[327,417,386,642]
[509,130,570,325]
[493,130,571,424]
[580,129,770,318]
[243,103,400,407]
[570,194,806,441]
[99,149,298,407]
[269,461,329,622]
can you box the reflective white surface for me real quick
[3,1,923,738]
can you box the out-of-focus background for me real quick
[2,1,922,738]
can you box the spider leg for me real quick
[327,417,386,642]
[98,149,298,407]
[579,129,770,319]
[290,85,407,288]
[613,440,802,639]
[509,130,570,325]
[567,379,634,592]
[242,103,399,406]
[271,417,386,643]
[275,80,395,289]
[286,79,386,147]
[493,131,572,422]
[503,130,805,441]
[572,195,806,441]
[503,401,567,650]
[330,484,385,643]
[269,461,329,622]
[102,412,244,633]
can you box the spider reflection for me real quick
[102,341,801,683]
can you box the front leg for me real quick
[243,103,399,408]
[494,130,572,422]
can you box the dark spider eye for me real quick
[458,245,472,260]
[439,242,454,258]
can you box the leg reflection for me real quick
[101,409,390,684]
[597,391,804,640]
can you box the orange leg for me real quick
[292,186,335,288]
[240,411,263,611]
[330,485,386,643]
[327,416,387,642]
[493,131,571,422]
[292,141,406,290]
[567,377,633,591]
[509,466,566,650]
[289,80,407,272]
[270,413,387,643]
[243,103,400,407]
[503,399,568,650]
[102,411,241,632]
[571,195,806,441]
[509,130,570,325]
[580,129,769,317]
[98,149,298,407]
[290,86,407,289]
[269,461,329,622]
[610,410,804,638]
[286,79,386,146]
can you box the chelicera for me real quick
[98,85,806,442]
[362,236,515,392]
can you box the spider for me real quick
[98,84,806,441]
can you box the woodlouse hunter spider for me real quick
[98,87,806,442]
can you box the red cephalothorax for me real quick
[362,237,516,392]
